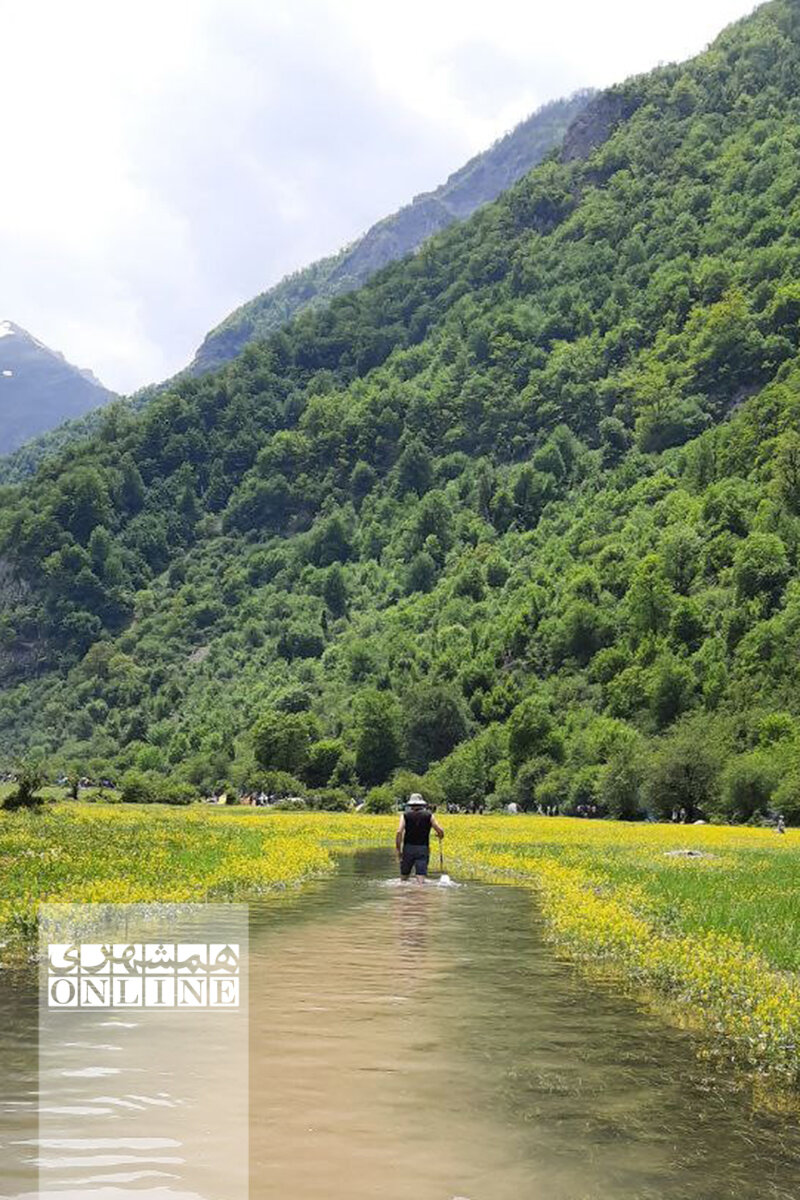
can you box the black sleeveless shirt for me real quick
[403,808,432,847]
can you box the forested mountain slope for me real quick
[3,0,800,823]
[188,92,593,375]
[0,93,590,485]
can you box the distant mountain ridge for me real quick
[188,90,594,375]
[0,89,593,483]
[0,322,114,456]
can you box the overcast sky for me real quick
[0,0,759,393]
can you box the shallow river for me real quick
[2,849,800,1198]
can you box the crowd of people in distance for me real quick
[210,790,283,806]
[54,775,116,790]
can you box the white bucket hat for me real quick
[408,793,426,807]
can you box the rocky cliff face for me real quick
[189,90,594,376]
[560,90,641,164]
[0,322,114,455]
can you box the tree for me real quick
[309,787,352,812]
[309,512,352,566]
[670,74,701,116]
[643,720,722,820]
[395,439,433,496]
[364,785,395,813]
[548,600,611,666]
[532,441,565,480]
[274,687,313,714]
[430,737,493,811]
[403,684,470,772]
[670,598,705,650]
[567,765,602,814]
[648,654,696,728]
[119,770,156,805]
[252,710,316,774]
[178,480,200,527]
[733,533,790,606]
[55,468,112,542]
[507,698,563,776]
[512,466,554,528]
[599,416,631,467]
[406,551,437,594]
[204,460,230,512]
[350,460,377,508]
[223,475,291,534]
[775,431,800,514]
[702,478,753,537]
[413,492,453,553]
[453,560,485,602]
[3,760,45,810]
[119,456,145,513]
[514,756,552,810]
[773,773,800,826]
[302,739,344,788]
[354,691,400,786]
[720,752,777,822]
[686,288,764,396]
[485,555,510,588]
[277,624,325,661]
[88,526,112,573]
[661,525,700,594]
[636,397,709,454]
[322,565,348,617]
[627,555,673,636]
[598,744,643,820]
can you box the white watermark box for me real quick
[36,903,249,1200]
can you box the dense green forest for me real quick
[2,0,800,822]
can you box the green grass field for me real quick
[445,817,800,1093]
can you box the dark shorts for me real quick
[401,844,429,877]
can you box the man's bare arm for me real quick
[395,814,405,855]
[431,817,444,840]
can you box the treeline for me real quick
[2,1,800,822]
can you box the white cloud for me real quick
[0,0,759,393]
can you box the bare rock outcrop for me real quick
[560,90,640,164]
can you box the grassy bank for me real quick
[446,817,800,1093]
[0,804,392,961]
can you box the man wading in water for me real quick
[396,793,444,883]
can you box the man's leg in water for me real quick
[401,846,427,882]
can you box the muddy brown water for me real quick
[1,849,799,1199]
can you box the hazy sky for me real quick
[0,0,759,393]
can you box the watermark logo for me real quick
[47,942,240,1008]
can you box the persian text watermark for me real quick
[47,941,240,1008]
